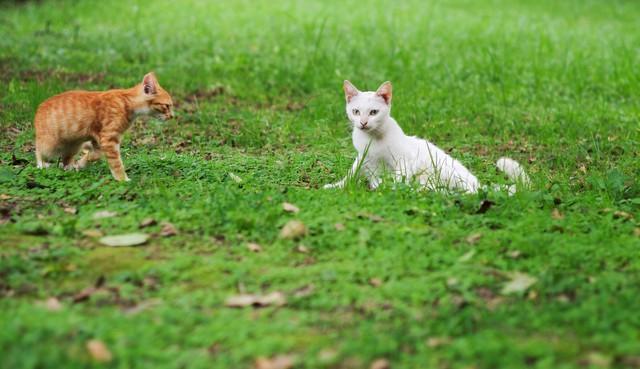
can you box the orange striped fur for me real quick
[34,72,173,181]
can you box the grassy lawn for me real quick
[1,0,639,368]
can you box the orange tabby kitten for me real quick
[34,72,174,181]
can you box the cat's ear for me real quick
[142,72,158,95]
[343,80,360,103]
[376,81,392,105]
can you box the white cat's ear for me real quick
[376,81,392,105]
[142,72,158,95]
[343,80,360,103]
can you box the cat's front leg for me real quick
[100,134,129,181]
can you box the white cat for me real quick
[324,80,529,193]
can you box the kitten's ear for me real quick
[343,80,360,103]
[376,81,392,105]
[142,72,158,95]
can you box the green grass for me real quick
[1,0,639,368]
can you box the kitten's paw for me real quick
[63,163,79,171]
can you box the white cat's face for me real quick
[344,81,392,133]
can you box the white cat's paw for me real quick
[323,182,343,189]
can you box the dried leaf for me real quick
[295,244,309,253]
[458,250,475,262]
[255,355,296,369]
[334,223,346,231]
[613,211,633,221]
[507,250,522,259]
[99,233,149,247]
[282,202,300,213]
[370,358,391,369]
[357,212,384,222]
[63,206,77,215]
[465,232,482,245]
[82,229,104,238]
[139,218,157,228]
[73,287,98,303]
[279,220,307,240]
[501,272,537,295]
[229,172,243,183]
[582,352,612,368]
[44,297,62,311]
[92,210,117,220]
[225,292,286,308]
[86,339,113,363]
[0,194,11,200]
[551,208,564,220]
[369,278,383,287]
[293,284,315,298]
[159,222,178,237]
[247,242,262,252]
[426,336,452,348]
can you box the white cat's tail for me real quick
[495,157,530,193]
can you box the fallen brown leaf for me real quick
[370,358,391,369]
[357,212,384,222]
[86,339,113,363]
[551,208,564,220]
[280,220,307,240]
[44,297,62,311]
[247,242,262,253]
[507,250,522,259]
[369,278,383,287]
[82,229,104,238]
[613,211,633,221]
[282,202,300,213]
[99,233,149,247]
[501,272,537,295]
[293,284,315,298]
[426,336,452,348]
[465,232,482,245]
[139,218,157,228]
[63,206,77,215]
[159,222,178,237]
[92,210,117,220]
[255,355,296,369]
[334,223,346,231]
[225,292,287,308]
[0,194,11,200]
[295,244,309,253]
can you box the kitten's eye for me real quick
[352,109,360,115]
[370,110,378,116]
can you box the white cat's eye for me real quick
[370,110,378,116]
[352,109,360,115]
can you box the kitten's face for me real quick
[138,72,174,120]
[344,81,392,133]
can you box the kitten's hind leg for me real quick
[35,145,52,169]
[60,143,84,171]
[76,141,102,169]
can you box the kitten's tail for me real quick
[495,157,530,194]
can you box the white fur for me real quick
[324,81,529,193]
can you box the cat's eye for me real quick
[370,110,379,116]
[352,109,360,115]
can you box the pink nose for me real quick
[360,121,368,127]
